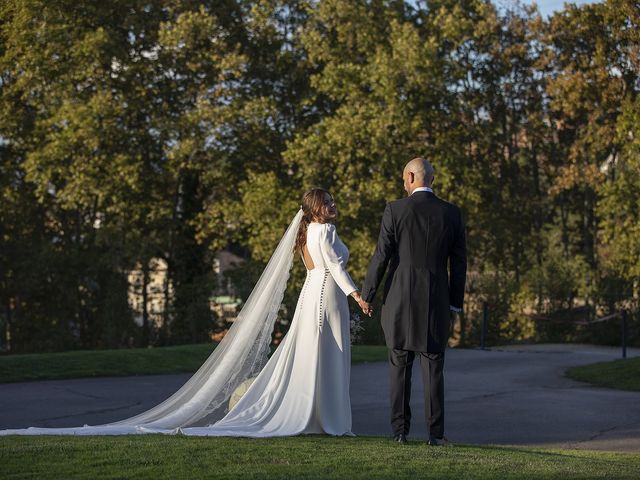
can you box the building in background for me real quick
[126,251,245,338]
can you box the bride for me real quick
[0,188,369,437]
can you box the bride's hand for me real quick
[360,300,372,317]
[350,291,372,317]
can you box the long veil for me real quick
[0,209,304,435]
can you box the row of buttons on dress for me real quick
[318,269,329,331]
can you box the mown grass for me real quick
[351,344,388,363]
[1,435,639,479]
[566,356,640,392]
[0,344,388,384]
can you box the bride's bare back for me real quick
[302,244,315,270]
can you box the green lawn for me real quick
[566,356,640,392]
[1,436,639,479]
[0,344,388,383]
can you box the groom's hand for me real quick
[449,310,462,345]
[350,291,373,317]
[357,295,372,317]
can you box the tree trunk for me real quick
[3,300,11,352]
[142,259,150,347]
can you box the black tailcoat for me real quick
[361,191,467,352]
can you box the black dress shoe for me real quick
[427,436,449,446]
[392,433,408,444]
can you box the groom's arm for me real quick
[448,207,467,311]
[361,203,395,303]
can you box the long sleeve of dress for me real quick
[319,223,358,297]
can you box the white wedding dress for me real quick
[185,222,357,437]
[0,214,358,437]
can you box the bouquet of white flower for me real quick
[350,312,364,344]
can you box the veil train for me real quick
[0,210,304,436]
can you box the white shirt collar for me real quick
[411,187,433,195]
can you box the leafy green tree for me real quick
[1,0,638,353]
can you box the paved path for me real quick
[1,344,639,452]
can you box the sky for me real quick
[499,0,603,17]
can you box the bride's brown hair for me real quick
[295,188,332,254]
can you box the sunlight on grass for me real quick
[0,344,388,383]
[566,356,640,391]
[1,435,639,479]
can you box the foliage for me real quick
[0,0,638,352]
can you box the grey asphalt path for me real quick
[1,344,639,452]
[353,344,640,452]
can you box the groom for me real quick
[361,157,467,445]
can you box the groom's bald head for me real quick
[403,157,434,194]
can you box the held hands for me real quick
[350,291,372,317]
